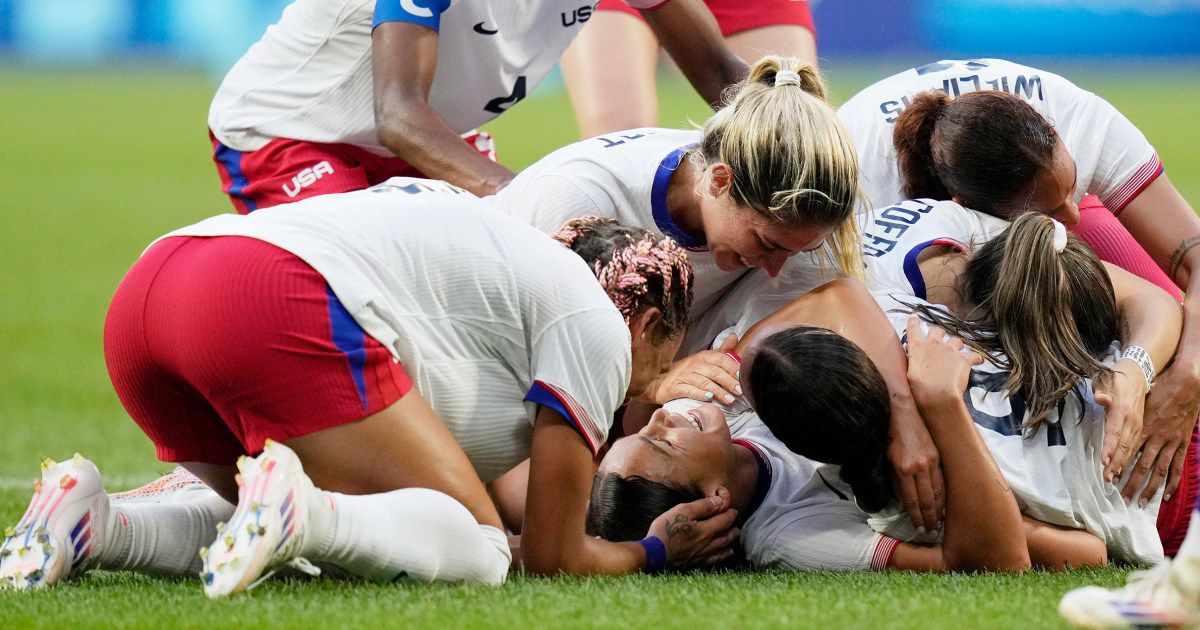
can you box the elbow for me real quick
[520,547,568,577]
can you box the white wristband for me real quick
[1120,345,1155,392]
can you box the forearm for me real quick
[1022,516,1107,571]
[1108,262,1182,372]
[375,102,515,196]
[918,395,1029,571]
[640,0,747,109]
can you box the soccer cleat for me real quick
[109,466,209,505]
[0,454,111,590]
[1059,560,1200,629]
[200,440,320,597]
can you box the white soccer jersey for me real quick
[838,59,1163,214]
[210,0,604,155]
[860,198,1009,296]
[486,128,837,354]
[872,294,1164,565]
[662,397,896,572]
[159,178,631,481]
[487,129,742,332]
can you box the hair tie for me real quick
[1051,218,1067,253]
[774,70,802,87]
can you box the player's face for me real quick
[626,332,685,403]
[700,196,835,278]
[598,406,733,489]
[1014,138,1080,226]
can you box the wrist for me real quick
[1120,345,1155,393]
[638,536,667,574]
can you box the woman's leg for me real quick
[724,24,817,67]
[560,9,660,138]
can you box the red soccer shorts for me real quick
[595,0,816,37]
[210,130,497,214]
[1157,423,1198,557]
[104,235,412,465]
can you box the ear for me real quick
[707,163,734,197]
[628,306,664,350]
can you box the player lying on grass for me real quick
[0,181,737,595]
[838,59,1200,512]
[589,211,1184,571]
[487,56,951,536]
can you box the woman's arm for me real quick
[1116,175,1200,503]
[1099,261,1184,493]
[370,22,515,196]
[739,278,946,534]
[638,0,748,110]
[1022,516,1108,570]
[520,407,738,575]
[902,317,1030,572]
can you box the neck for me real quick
[727,442,763,519]
[917,248,970,316]
[664,156,706,239]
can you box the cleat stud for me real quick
[203,572,214,586]
[246,524,257,535]
[32,480,43,492]
[230,557,241,568]
[224,536,234,549]
[250,502,260,511]
[4,527,14,537]
[256,526,266,536]
[72,454,85,465]
[18,547,28,557]
[41,458,53,470]
[60,475,77,490]
[215,522,225,532]
[43,543,52,555]
[198,546,208,558]
[1,549,10,558]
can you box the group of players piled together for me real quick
[4,1,1200,628]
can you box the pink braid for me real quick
[552,216,692,324]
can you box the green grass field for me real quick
[1,61,1198,628]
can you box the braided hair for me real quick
[552,216,693,342]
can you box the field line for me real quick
[0,474,163,492]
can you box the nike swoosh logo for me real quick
[473,22,498,35]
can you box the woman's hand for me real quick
[904,316,982,405]
[646,488,740,569]
[1093,359,1148,484]
[1122,363,1200,505]
[887,404,944,535]
[643,334,742,405]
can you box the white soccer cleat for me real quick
[0,454,111,590]
[1059,560,1200,629]
[200,439,319,597]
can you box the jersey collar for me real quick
[650,144,707,250]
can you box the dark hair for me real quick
[905,213,1117,426]
[893,91,1058,219]
[746,326,893,512]
[552,216,693,343]
[586,472,704,542]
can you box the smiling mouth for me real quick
[737,254,751,268]
[685,413,703,431]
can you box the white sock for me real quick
[302,488,510,585]
[101,493,235,575]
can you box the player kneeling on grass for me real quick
[0,179,737,595]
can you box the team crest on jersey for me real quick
[283,161,334,198]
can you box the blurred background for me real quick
[0,0,1198,490]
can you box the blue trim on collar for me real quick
[650,145,706,249]
[902,239,939,300]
